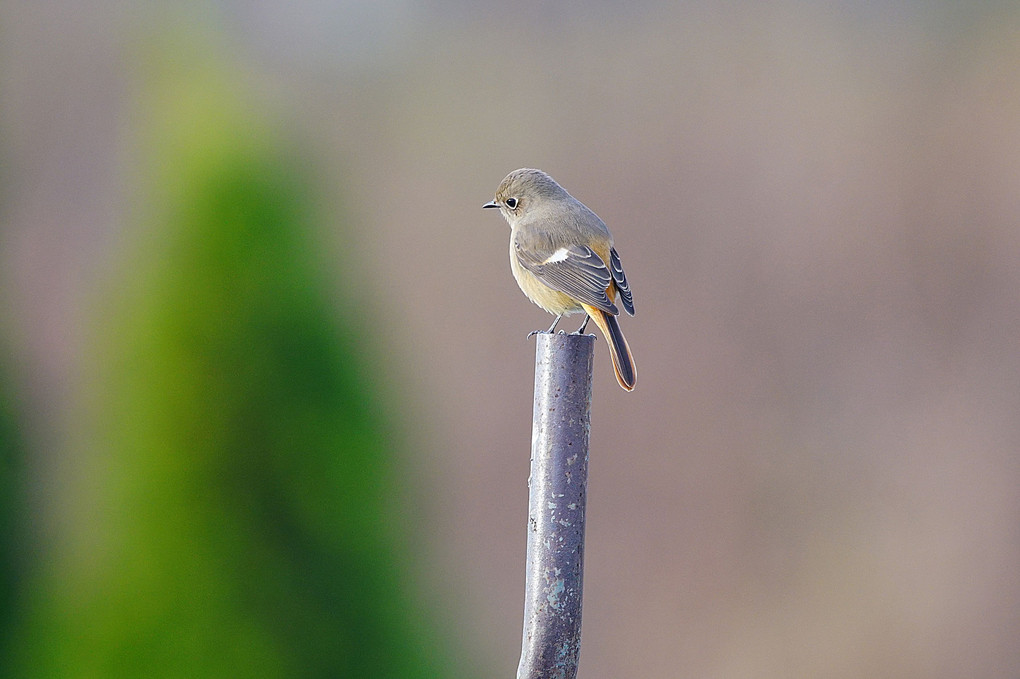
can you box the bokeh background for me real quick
[2,2,1019,677]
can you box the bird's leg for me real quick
[572,315,591,335]
[528,314,562,338]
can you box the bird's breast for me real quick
[508,237,583,316]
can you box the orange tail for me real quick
[583,305,636,391]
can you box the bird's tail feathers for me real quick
[585,306,636,391]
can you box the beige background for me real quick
[4,3,1019,677]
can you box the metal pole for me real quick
[516,332,594,679]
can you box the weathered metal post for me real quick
[516,332,594,679]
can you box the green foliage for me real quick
[0,363,26,663]
[11,47,456,679]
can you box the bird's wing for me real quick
[514,239,618,315]
[609,247,634,316]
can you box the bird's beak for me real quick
[482,201,500,209]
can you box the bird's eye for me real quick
[505,197,518,209]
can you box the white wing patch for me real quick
[542,247,571,264]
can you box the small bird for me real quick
[484,168,636,391]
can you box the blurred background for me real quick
[2,1,1019,677]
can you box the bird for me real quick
[483,168,636,391]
